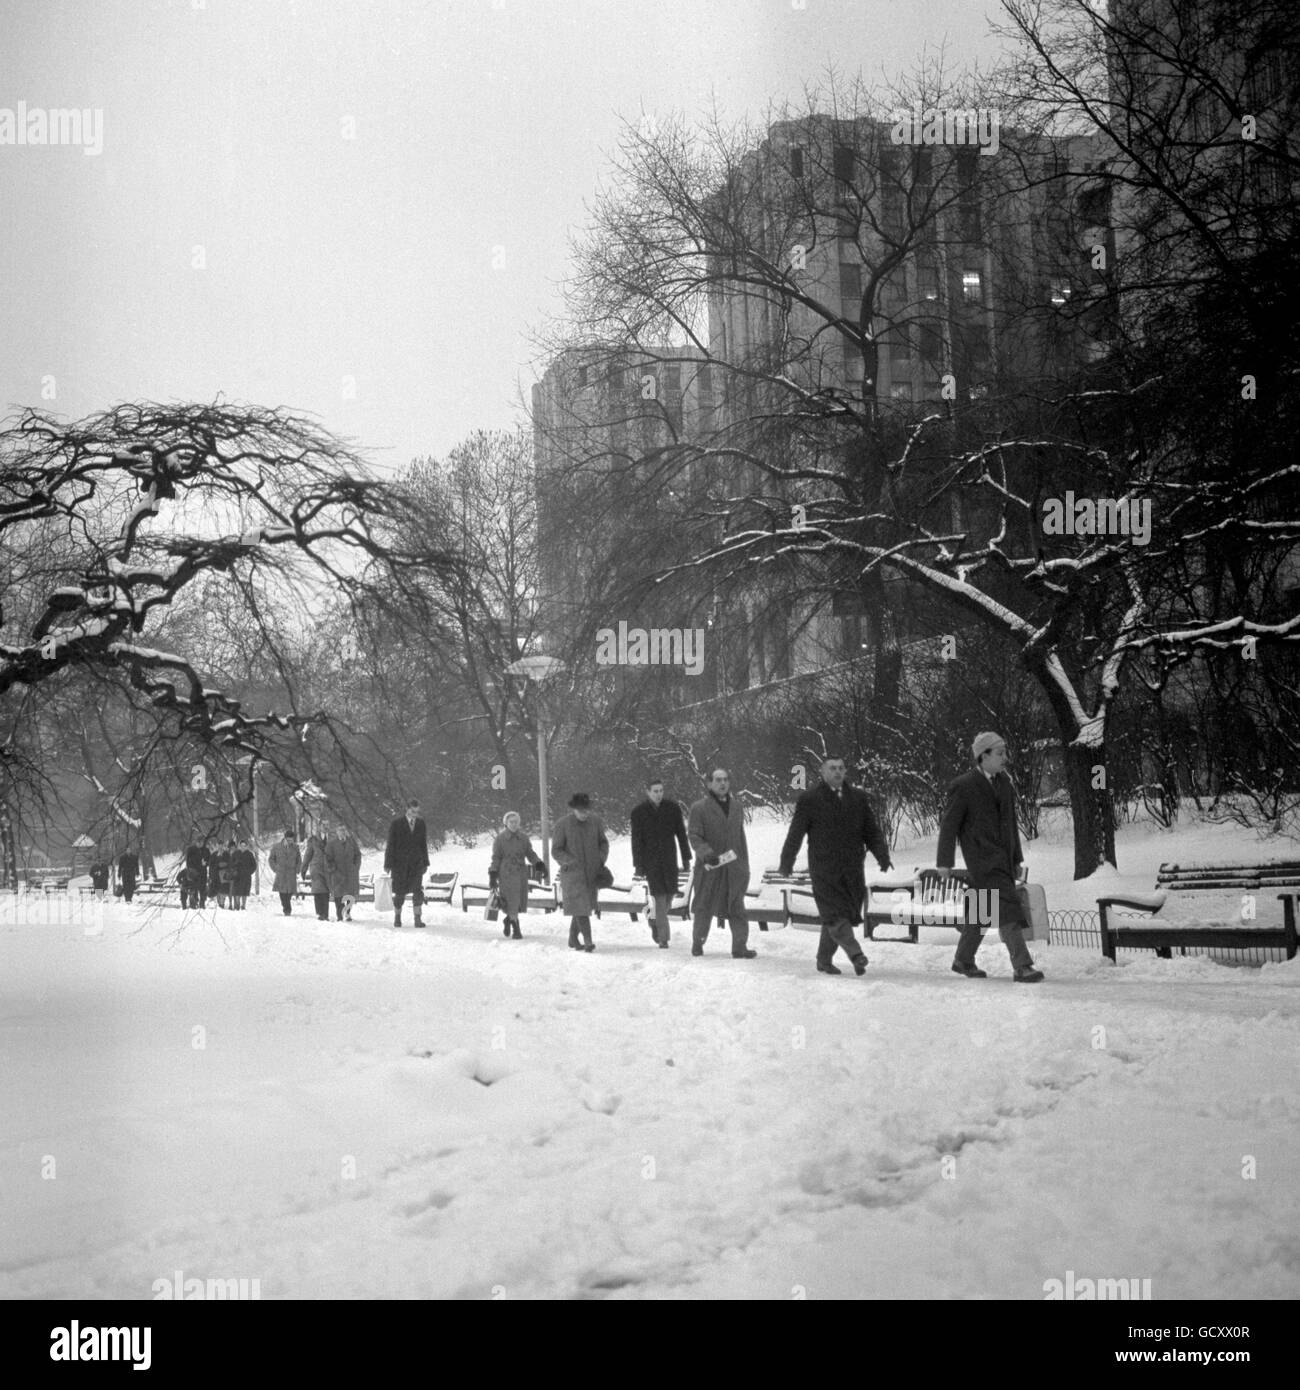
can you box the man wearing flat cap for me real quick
[936,732,1044,983]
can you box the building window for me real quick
[889,381,914,401]
[839,263,862,301]
[790,145,805,179]
[1049,279,1072,308]
[961,270,983,304]
[917,262,940,302]
[833,142,856,184]
[888,325,912,365]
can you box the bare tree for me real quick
[0,401,455,878]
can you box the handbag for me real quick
[528,860,546,883]
[484,888,501,921]
[594,865,614,889]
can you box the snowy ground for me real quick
[2,814,1298,1300]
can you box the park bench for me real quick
[424,871,457,905]
[1098,860,1300,961]
[761,868,923,939]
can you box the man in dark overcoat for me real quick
[384,798,429,929]
[936,731,1044,983]
[630,777,691,948]
[183,835,209,909]
[686,768,756,960]
[779,756,893,977]
[116,847,139,902]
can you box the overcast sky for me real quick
[1,0,1009,472]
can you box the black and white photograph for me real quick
[1,0,1297,1344]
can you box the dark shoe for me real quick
[951,962,987,978]
[816,962,842,975]
[511,923,522,940]
[503,919,511,938]
[691,944,703,957]
[732,948,757,959]
[852,954,868,976]
[1014,968,1044,983]
[583,943,595,953]
[657,940,668,949]
[414,919,426,929]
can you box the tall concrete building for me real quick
[533,114,1112,704]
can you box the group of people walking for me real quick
[128,727,1044,985]
[446,729,1045,983]
[176,836,258,910]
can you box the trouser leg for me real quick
[278,892,291,914]
[992,890,1034,972]
[313,891,329,919]
[568,916,580,947]
[652,893,671,943]
[728,914,750,956]
[692,912,711,950]
[820,917,861,964]
[393,891,405,924]
[579,914,592,947]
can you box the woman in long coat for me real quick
[300,830,330,921]
[268,831,301,917]
[324,826,362,922]
[550,792,609,952]
[489,811,546,940]
[230,839,257,910]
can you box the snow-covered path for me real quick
[3,870,1297,1300]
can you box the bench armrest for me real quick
[1097,891,1168,913]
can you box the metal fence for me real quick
[1047,909,1290,966]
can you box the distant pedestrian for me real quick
[489,811,546,940]
[384,799,429,929]
[551,793,608,952]
[219,838,238,907]
[207,844,226,907]
[630,777,691,948]
[325,825,362,921]
[937,732,1044,984]
[230,838,257,910]
[301,828,331,921]
[686,769,755,960]
[779,756,892,977]
[117,848,139,903]
[182,836,209,909]
[268,830,301,917]
[88,853,110,898]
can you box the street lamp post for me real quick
[505,655,566,870]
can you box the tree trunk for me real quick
[0,802,17,890]
[1063,740,1117,881]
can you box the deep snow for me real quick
[2,813,1297,1300]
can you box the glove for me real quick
[879,857,893,873]
[777,865,792,878]
[700,848,719,865]
[488,871,499,888]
